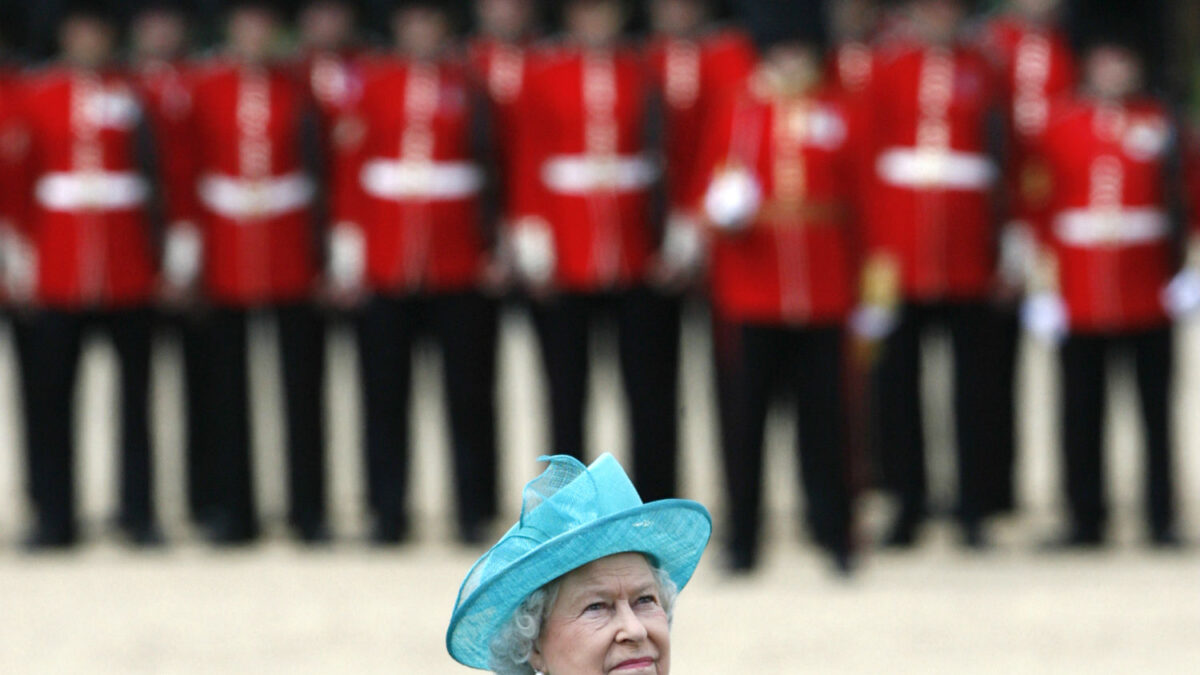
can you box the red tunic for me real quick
[335,56,487,293]
[698,78,858,324]
[863,43,1001,301]
[186,59,318,306]
[18,66,157,309]
[510,43,659,291]
[1038,98,1176,332]
[645,28,755,210]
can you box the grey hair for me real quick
[487,563,679,675]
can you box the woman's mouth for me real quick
[612,657,655,672]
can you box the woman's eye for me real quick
[636,595,659,606]
[584,602,608,612]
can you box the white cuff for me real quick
[328,223,366,291]
[510,217,556,285]
[660,212,705,274]
[703,168,761,232]
[1021,292,1068,345]
[1163,267,1200,319]
[850,304,898,340]
[163,222,202,289]
[0,225,36,301]
[998,220,1036,288]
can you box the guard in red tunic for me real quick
[977,0,1077,516]
[645,0,755,289]
[1022,37,1182,548]
[696,11,857,574]
[127,0,220,531]
[15,3,162,548]
[182,0,328,544]
[507,0,680,502]
[858,0,1003,548]
[328,0,500,545]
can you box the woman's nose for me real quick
[613,601,649,643]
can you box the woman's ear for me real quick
[528,641,545,673]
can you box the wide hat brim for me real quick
[446,498,712,670]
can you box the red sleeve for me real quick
[8,78,37,240]
[0,80,28,230]
[712,32,756,104]
[687,90,738,216]
[700,30,758,109]
[508,58,552,225]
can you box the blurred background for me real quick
[2,0,1200,673]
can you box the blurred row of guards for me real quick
[0,0,1193,574]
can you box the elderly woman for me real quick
[447,454,712,674]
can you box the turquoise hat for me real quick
[446,453,712,670]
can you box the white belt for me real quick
[541,154,659,194]
[876,147,997,190]
[35,171,149,211]
[198,172,314,220]
[359,159,484,200]
[1054,208,1169,246]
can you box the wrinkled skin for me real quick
[530,553,671,675]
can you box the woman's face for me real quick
[531,553,670,675]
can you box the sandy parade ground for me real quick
[1,308,1198,673]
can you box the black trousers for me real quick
[1060,327,1175,536]
[713,321,853,558]
[160,309,217,525]
[21,307,155,537]
[203,302,327,535]
[8,313,36,508]
[531,287,681,502]
[871,301,990,526]
[355,291,499,532]
[981,306,1019,515]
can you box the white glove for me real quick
[510,217,556,286]
[703,168,762,232]
[998,221,1036,289]
[1021,292,1068,345]
[850,304,899,341]
[163,221,202,290]
[659,212,705,277]
[0,224,36,302]
[327,222,366,292]
[1163,267,1200,319]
